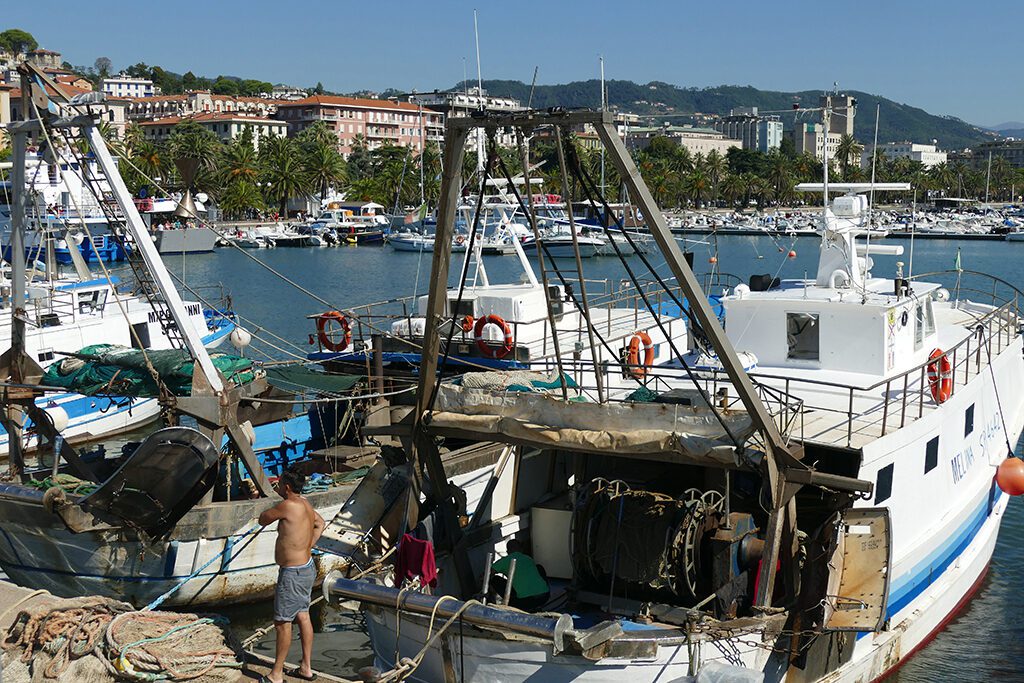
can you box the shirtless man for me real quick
[258,470,325,683]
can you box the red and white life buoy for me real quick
[473,314,514,359]
[927,348,953,404]
[626,331,655,379]
[316,311,352,352]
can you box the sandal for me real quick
[288,669,316,681]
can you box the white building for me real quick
[627,125,741,157]
[102,74,158,99]
[271,84,308,101]
[410,87,522,147]
[140,112,287,149]
[863,142,947,169]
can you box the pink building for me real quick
[274,95,442,157]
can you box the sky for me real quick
[6,0,1022,127]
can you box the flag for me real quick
[954,248,962,272]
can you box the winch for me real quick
[572,479,764,617]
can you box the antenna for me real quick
[473,9,483,97]
[863,103,880,297]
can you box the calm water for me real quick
[149,234,1024,681]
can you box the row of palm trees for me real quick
[108,119,1024,222]
[116,121,348,220]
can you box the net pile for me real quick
[2,596,241,682]
[42,344,262,397]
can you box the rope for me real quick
[144,524,262,611]
[378,597,480,682]
[4,598,129,678]
[27,473,98,496]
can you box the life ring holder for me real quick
[927,348,953,404]
[473,314,514,359]
[316,311,352,352]
[626,331,655,379]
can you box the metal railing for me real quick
[687,271,1023,448]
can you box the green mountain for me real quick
[459,79,996,151]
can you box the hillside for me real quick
[461,79,996,151]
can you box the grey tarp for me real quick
[429,383,753,466]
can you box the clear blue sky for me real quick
[7,0,1020,127]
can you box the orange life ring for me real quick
[460,315,475,333]
[927,348,953,404]
[316,311,351,352]
[627,331,655,379]
[474,314,514,359]
[455,234,466,245]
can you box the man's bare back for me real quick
[259,486,325,567]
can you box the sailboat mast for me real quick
[473,9,485,175]
[600,56,606,196]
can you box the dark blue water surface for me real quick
[154,234,1024,681]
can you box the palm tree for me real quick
[683,169,711,208]
[720,173,745,208]
[704,149,727,199]
[304,142,347,202]
[766,154,791,197]
[260,136,310,217]
[218,180,265,220]
[835,134,864,181]
[221,140,260,188]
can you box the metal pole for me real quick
[502,558,517,606]
[412,121,475,597]
[555,126,604,403]
[84,125,224,393]
[6,125,28,479]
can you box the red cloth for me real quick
[394,533,437,587]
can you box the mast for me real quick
[473,8,485,176]
[599,56,606,196]
[985,151,992,204]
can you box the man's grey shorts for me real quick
[275,558,315,622]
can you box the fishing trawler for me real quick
[0,63,390,608]
[322,109,1024,682]
[308,215,689,381]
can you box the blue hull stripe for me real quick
[855,487,1002,638]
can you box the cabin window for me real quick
[875,463,894,504]
[786,312,819,361]
[914,300,936,350]
[965,404,975,437]
[925,435,939,474]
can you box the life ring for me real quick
[455,234,466,246]
[626,331,655,379]
[460,315,475,333]
[474,314,514,359]
[316,311,351,352]
[927,348,953,404]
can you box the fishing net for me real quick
[2,595,241,682]
[42,344,262,397]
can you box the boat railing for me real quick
[25,287,76,328]
[693,293,1020,448]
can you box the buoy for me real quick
[788,250,797,258]
[229,327,252,350]
[43,405,69,433]
[996,457,1024,495]
[709,255,718,264]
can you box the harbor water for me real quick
[147,234,1024,681]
